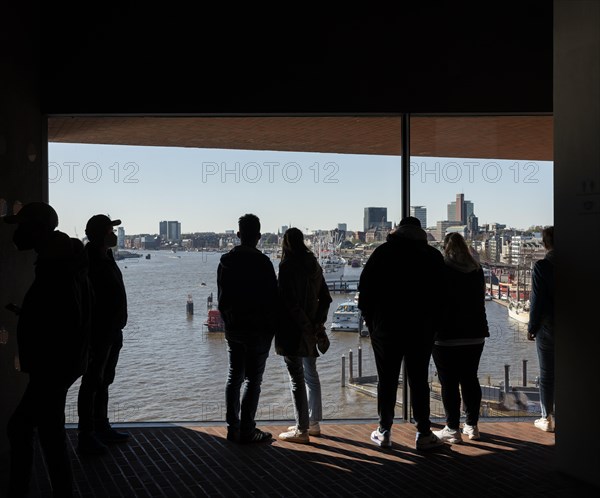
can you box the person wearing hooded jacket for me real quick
[217,213,278,444]
[432,232,489,444]
[275,228,332,444]
[4,202,91,498]
[358,216,445,451]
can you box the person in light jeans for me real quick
[275,228,332,444]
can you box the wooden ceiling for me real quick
[48,115,552,161]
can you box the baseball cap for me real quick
[3,202,59,229]
[85,214,121,242]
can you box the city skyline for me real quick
[48,143,553,237]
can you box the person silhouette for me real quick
[358,216,445,450]
[217,214,278,443]
[77,214,130,454]
[4,202,91,498]
[528,226,555,432]
[432,232,489,444]
[275,228,332,444]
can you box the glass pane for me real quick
[47,116,405,423]
[410,115,553,422]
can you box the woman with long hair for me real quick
[275,228,332,444]
[433,232,489,444]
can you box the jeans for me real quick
[78,332,123,432]
[432,343,485,429]
[371,334,434,434]
[535,326,555,418]
[8,373,78,498]
[284,356,322,431]
[225,337,271,435]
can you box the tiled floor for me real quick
[17,421,600,497]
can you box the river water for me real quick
[65,250,539,423]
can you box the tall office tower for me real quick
[455,193,465,223]
[159,220,168,239]
[447,194,474,224]
[363,207,388,232]
[160,220,182,241]
[337,223,347,232]
[410,206,427,228]
[117,226,125,249]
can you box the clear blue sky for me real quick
[48,143,553,237]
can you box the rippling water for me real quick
[65,251,539,423]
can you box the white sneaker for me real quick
[278,429,310,444]
[415,431,444,450]
[370,427,392,448]
[287,422,321,436]
[534,415,555,432]
[462,424,480,440]
[433,426,463,444]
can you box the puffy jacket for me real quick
[358,226,445,342]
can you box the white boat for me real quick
[508,299,530,324]
[330,300,364,333]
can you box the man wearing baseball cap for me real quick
[4,201,92,497]
[76,214,130,454]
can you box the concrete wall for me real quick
[554,0,600,487]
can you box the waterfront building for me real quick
[363,207,391,232]
[410,205,427,228]
[117,226,125,249]
[159,220,182,242]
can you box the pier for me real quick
[325,279,359,293]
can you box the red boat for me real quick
[204,309,225,332]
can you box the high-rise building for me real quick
[410,206,427,228]
[447,194,474,224]
[117,226,125,249]
[159,220,181,242]
[363,207,390,232]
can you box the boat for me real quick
[330,300,365,334]
[204,308,225,332]
[507,299,530,324]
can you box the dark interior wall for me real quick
[41,3,552,114]
[554,0,600,487]
[0,0,44,471]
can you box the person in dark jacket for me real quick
[218,213,278,444]
[432,232,489,444]
[275,228,332,444]
[4,202,91,498]
[358,216,444,451]
[527,226,555,432]
[77,214,129,454]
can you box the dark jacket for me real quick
[16,231,92,378]
[436,261,489,342]
[358,226,445,341]
[86,243,128,344]
[275,252,332,357]
[527,250,554,337]
[217,245,278,342]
